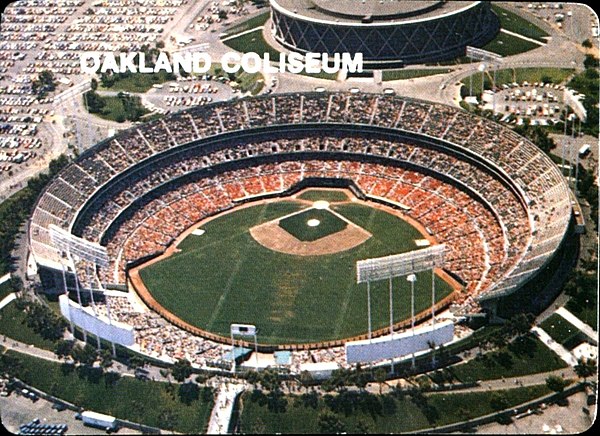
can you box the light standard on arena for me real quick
[478,63,486,100]
[407,273,417,368]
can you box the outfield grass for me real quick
[297,189,349,202]
[448,334,567,383]
[0,302,57,350]
[238,385,551,433]
[6,350,213,433]
[492,5,549,42]
[279,209,347,241]
[540,314,586,350]
[139,199,453,344]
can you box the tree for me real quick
[54,339,74,360]
[178,382,200,404]
[582,39,593,49]
[490,392,510,411]
[171,358,193,382]
[0,353,23,378]
[90,78,98,91]
[374,367,388,394]
[98,348,113,369]
[317,410,345,434]
[575,357,597,382]
[70,343,97,366]
[583,54,598,70]
[546,375,568,393]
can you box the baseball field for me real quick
[137,189,455,345]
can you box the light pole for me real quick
[407,274,417,368]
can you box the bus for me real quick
[579,144,591,158]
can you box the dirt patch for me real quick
[250,217,371,256]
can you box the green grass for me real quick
[0,302,57,350]
[223,29,281,61]
[87,94,149,123]
[492,5,550,42]
[5,350,213,433]
[99,71,174,93]
[0,281,13,301]
[566,300,597,331]
[222,29,338,80]
[482,31,541,57]
[448,334,567,383]
[461,67,575,97]
[222,11,270,37]
[139,198,453,344]
[297,189,349,202]
[238,385,551,433]
[540,314,587,350]
[278,208,347,241]
[382,68,452,81]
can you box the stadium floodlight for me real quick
[49,225,109,267]
[356,244,445,283]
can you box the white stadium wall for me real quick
[345,320,454,364]
[59,294,135,346]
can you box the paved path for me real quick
[556,307,597,344]
[206,382,246,434]
[531,327,578,366]
[0,293,16,311]
[436,367,577,395]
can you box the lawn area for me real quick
[222,11,270,37]
[99,71,174,93]
[222,29,338,81]
[237,385,551,433]
[492,5,550,42]
[279,209,347,241]
[482,31,541,57]
[85,92,149,123]
[139,199,453,344]
[461,67,575,97]
[448,334,567,383]
[223,28,281,61]
[0,302,57,350]
[297,189,349,202]
[0,280,13,301]
[5,350,214,433]
[382,68,452,81]
[566,301,597,331]
[540,314,587,350]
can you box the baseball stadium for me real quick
[27,91,573,369]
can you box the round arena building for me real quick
[269,0,500,65]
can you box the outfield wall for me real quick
[59,294,135,346]
[345,320,454,364]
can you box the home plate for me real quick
[307,219,320,227]
[313,201,329,209]
[415,239,430,247]
[192,229,206,236]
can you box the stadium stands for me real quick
[29,92,572,360]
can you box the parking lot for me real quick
[0,391,143,435]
